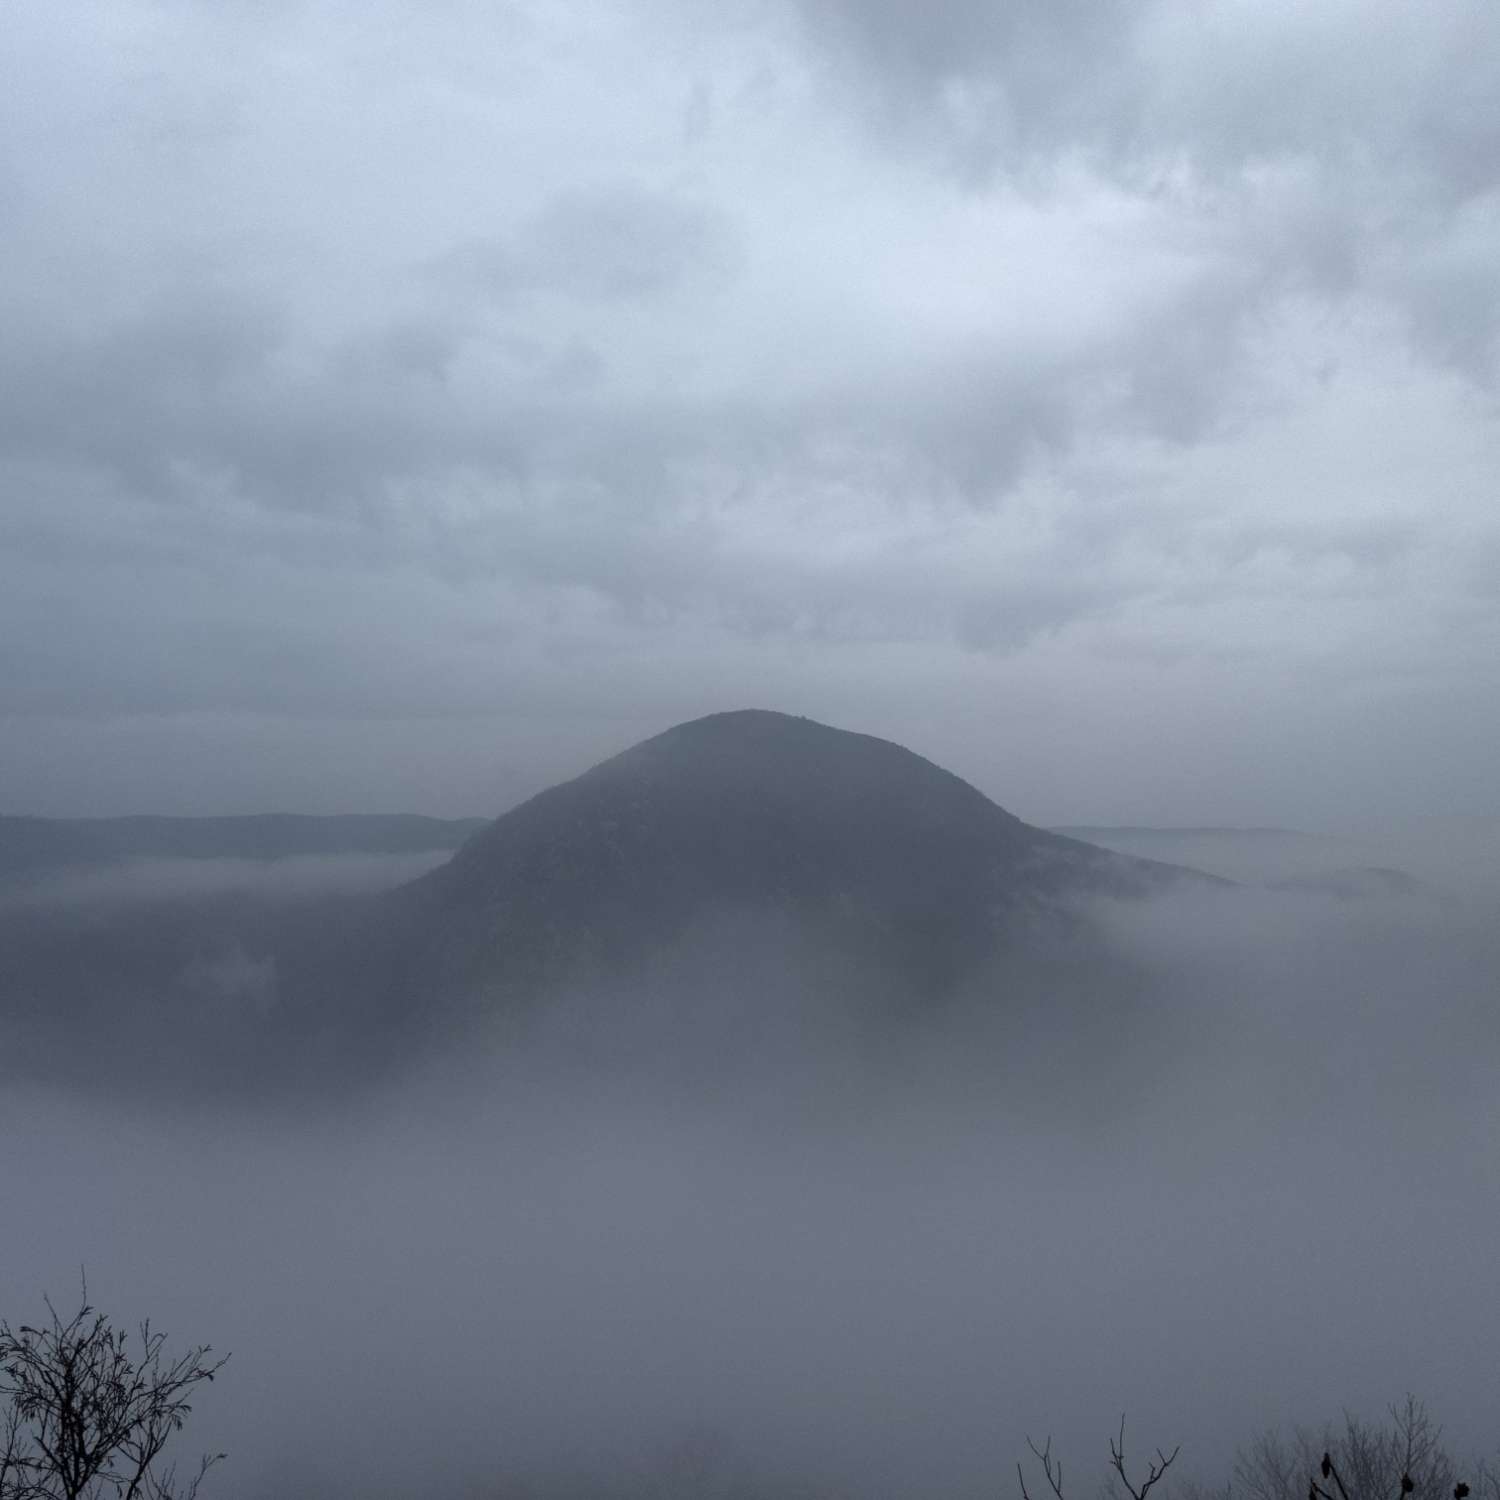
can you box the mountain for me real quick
[367,710,1208,1018]
[0,813,486,883]
[0,711,1214,1094]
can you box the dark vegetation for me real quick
[0,1289,226,1500]
[1019,1405,1496,1500]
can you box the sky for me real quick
[2,0,1498,829]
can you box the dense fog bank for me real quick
[2,848,1496,1500]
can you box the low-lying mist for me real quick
[2,840,1497,1500]
[0,849,454,909]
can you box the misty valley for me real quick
[2,713,1497,1500]
[9,0,1500,1489]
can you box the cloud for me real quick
[791,0,1139,170]
[1,0,1498,822]
[432,183,740,304]
[786,0,1500,478]
[789,0,1500,190]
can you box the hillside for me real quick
[375,710,1207,1014]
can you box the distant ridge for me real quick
[1049,824,1432,896]
[1053,825,1325,840]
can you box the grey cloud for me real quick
[1,0,1497,821]
[793,0,1138,171]
[790,0,1500,398]
[433,183,741,304]
[0,266,1136,694]
[0,288,284,501]
[522,184,741,299]
[682,78,714,145]
[1469,532,1500,598]
[953,579,1114,652]
[1398,245,1500,384]
[792,0,1500,193]
[0,287,1465,737]
[1211,519,1422,602]
[0,285,529,521]
[1111,274,1258,446]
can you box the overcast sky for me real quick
[3,0,1497,828]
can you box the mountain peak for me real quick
[608,707,904,758]
[393,711,1189,1011]
[575,709,1022,830]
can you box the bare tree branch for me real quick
[0,1288,227,1500]
[1111,1415,1181,1500]
[1019,1420,1181,1500]
[1020,1436,1068,1500]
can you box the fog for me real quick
[0,850,453,910]
[7,1,1497,1491]
[3,838,1497,1500]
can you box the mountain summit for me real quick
[389,710,1194,1011]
